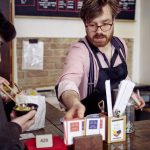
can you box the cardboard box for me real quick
[100,114,126,143]
[85,114,106,141]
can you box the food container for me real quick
[13,103,38,117]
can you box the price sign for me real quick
[36,134,53,148]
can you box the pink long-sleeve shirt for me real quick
[57,37,128,101]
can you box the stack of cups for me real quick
[125,101,135,133]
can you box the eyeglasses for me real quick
[86,23,113,32]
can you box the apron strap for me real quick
[79,40,95,96]
[110,49,118,67]
[88,36,127,68]
[110,37,126,67]
[79,36,126,96]
[111,36,126,60]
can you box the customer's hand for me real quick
[11,110,36,132]
[0,76,11,102]
[64,103,85,119]
[135,97,145,110]
[132,91,145,110]
[0,76,9,85]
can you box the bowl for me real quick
[13,103,38,117]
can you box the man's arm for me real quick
[61,90,85,119]
[56,42,89,119]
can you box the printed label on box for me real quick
[111,119,124,142]
[86,118,100,135]
[64,119,85,145]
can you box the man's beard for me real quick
[92,30,113,47]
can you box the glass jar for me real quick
[125,102,135,133]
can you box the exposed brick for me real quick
[53,49,67,56]
[17,58,22,64]
[16,37,133,89]
[26,71,48,77]
[52,38,77,43]
[54,63,64,69]
[44,63,55,70]
[51,43,70,49]
[18,72,24,79]
[44,56,62,63]
[44,50,53,56]
[17,48,22,57]
[17,64,22,70]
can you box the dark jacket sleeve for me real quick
[0,98,23,150]
[0,135,23,150]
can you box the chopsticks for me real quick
[0,86,16,102]
[13,82,22,94]
[0,82,22,102]
[2,82,18,95]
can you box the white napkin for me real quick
[15,95,46,131]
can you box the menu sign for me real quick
[117,0,136,20]
[15,0,136,20]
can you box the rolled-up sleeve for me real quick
[58,80,79,99]
[57,42,89,99]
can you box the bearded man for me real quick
[56,0,145,119]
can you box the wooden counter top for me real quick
[32,102,150,150]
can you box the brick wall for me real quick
[16,38,133,89]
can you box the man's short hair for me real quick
[0,11,16,42]
[80,0,120,23]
